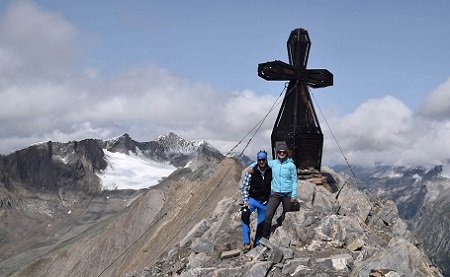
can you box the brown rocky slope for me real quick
[12,157,241,276]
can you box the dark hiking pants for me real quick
[262,191,292,239]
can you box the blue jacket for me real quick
[251,157,298,198]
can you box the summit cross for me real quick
[258,28,333,171]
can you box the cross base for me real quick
[272,131,323,171]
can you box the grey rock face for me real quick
[191,238,215,254]
[351,238,442,277]
[0,139,107,194]
[336,182,372,223]
[415,189,450,276]
[334,164,450,276]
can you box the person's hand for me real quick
[247,167,254,174]
[290,198,297,202]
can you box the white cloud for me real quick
[420,77,450,119]
[322,95,450,167]
[0,0,79,79]
[224,90,277,133]
[334,96,413,151]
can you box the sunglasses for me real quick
[258,159,266,162]
[277,150,286,155]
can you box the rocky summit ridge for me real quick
[131,164,442,277]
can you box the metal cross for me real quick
[258,28,333,171]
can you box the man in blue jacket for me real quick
[240,150,272,252]
[261,143,298,239]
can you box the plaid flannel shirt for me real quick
[240,172,252,204]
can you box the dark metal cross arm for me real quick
[258,60,333,88]
[258,60,295,80]
[305,69,333,88]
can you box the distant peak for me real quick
[194,140,209,147]
[104,133,138,154]
[157,132,183,142]
[107,133,132,142]
[158,132,178,138]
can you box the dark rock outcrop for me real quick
[0,139,106,194]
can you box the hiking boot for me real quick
[242,243,251,252]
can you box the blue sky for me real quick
[27,1,449,111]
[0,0,449,167]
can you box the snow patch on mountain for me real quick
[412,174,422,183]
[372,169,404,179]
[441,164,450,178]
[97,149,176,190]
[52,154,69,164]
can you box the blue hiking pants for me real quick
[241,197,267,246]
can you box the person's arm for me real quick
[291,164,298,199]
[246,162,257,174]
[240,172,251,206]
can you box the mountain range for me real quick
[0,132,224,276]
[0,133,446,276]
